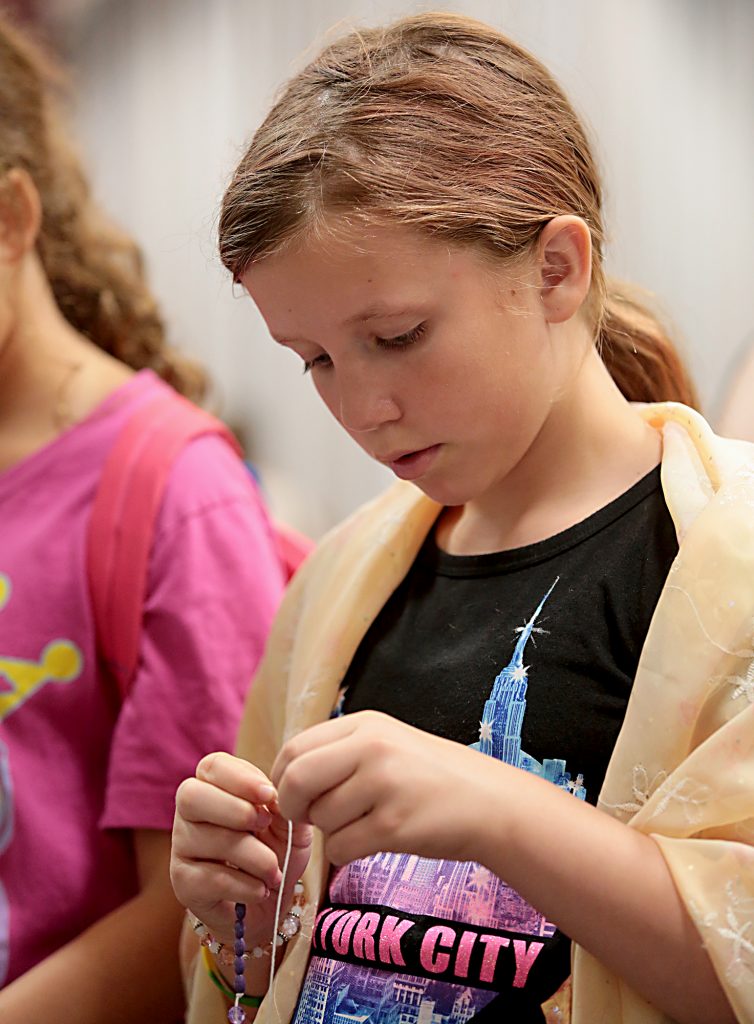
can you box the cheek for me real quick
[487,332,556,420]
[311,374,370,451]
[312,374,340,420]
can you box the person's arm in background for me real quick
[1,441,287,1024]
[0,830,184,1023]
[104,437,288,1012]
[717,334,754,441]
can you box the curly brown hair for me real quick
[220,12,698,409]
[0,9,206,401]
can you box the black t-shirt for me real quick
[292,468,678,1024]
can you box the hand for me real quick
[271,711,500,867]
[171,752,312,947]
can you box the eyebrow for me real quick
[272,305,424,345]
[343,304,422,326]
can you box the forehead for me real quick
[241,223,484,331]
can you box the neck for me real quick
[438,348,663,555]
[0,253,131,471]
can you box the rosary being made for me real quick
[191,820,303,1023]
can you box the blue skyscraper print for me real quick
[472,577,586,800]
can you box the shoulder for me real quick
[640,402,754,541]
[94,371,266,534]
[148,434,286,599]
[309,480,432,563]
[156,433,267,538]
[283,479,439,612]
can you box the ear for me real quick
[537,215,592,325]
[0,168,43,265]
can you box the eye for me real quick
[375,322,427,349]
[302,353,333,374]
[301,322,427,374]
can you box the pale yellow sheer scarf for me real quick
[187,404,754,1024]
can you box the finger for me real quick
[276,739,361,823]
[323,811,384,867]
[176,777,273,832]
[270,715,360,789]
[266,801,315,849]
[195,751,277,805]
[308,773,374,838]
[173,821,283,890]
[171,858,272,918]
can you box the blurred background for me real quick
[7,0,754,536]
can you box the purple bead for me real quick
[235,903,247,920]
[234,973,246,994]
[234,956,246,975]
[235,921,244,939]
[235,939,245,956]
[228,1007,246,1024]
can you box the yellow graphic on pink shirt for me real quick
[0,573,83,721]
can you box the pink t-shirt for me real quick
[0,371,285,985]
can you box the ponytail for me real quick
[597,282,700,409]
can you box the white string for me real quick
[269,819,294,997]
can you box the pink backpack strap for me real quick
[87,390,241,700]
[273,523,313,580]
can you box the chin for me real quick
[412,476,478,507]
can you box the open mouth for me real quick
[386,444,441,481]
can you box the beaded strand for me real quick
[227,902,247,1023]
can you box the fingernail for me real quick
[255,809,273,829]
[259,784,276,803]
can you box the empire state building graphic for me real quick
[472,578,586,799]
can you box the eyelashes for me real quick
[302,354,332,374]
[302,322,427,374]
[376,322,427,349]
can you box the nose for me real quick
[336,365,401,435]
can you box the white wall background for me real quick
[59,0,754,536]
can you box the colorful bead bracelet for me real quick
[189,881,306,1023]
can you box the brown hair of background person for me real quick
[219,11,698,410]
[0,11,205,401]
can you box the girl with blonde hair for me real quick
[172,13,749,1024]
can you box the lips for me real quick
[379,444,442,481]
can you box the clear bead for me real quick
[227,1006,246,1024]
[280,914,301,939]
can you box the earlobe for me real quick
[538,215,592,325]
[0,167,42,265]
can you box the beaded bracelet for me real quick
[188,881,306,964]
